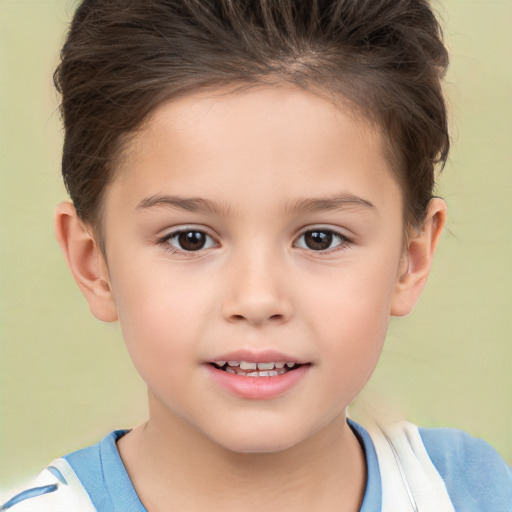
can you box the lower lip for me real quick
[204,364,310,400]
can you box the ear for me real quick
[54,202,118,322]
[391,198,446,317]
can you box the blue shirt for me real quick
[2,421,511,511]
[61,421,512,511]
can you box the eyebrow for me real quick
[136,194,232,216]
[284,194,376,214]
[136,192,375,216]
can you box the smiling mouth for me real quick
[210,360,304,377]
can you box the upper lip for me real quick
[208,349,309,365]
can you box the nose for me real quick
[221,248,293,326]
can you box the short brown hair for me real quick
[54,0,449,242]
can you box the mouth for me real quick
[205,356,311,399]
[209,360,304,377]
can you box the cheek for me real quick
[303,256,398,388]
[304,254,398,332]
[313,300,388,413]
[321,297,388,384]
[108,259,210,377]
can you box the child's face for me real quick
[97,86,409,452]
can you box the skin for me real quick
[55,85,446,511]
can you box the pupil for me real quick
[178,231,206,251]
[305,230,332,250]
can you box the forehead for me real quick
[110,85,401,217]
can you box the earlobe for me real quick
[54,202,118,322]
[391,198,446,317]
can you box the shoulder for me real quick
[0,431,128,512]
[419,425,512,512]
[0,459,97,512]
[361,419,512,512]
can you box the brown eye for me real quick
[304,230,332,250]
[178,231,206,251]
[296,229,346,251]
[166,230,216,252]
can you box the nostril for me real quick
[229,312,286,324]
[223,295,293,325]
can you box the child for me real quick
[2,0,511,511]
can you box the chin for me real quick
[206,422,313,455]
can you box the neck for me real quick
[118,398,366,512]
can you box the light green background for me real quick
[1,0,511,492]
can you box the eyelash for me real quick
[294,228,350,253]
[158,227,351,255]
[158,228,218,255]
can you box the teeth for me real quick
[217,360,300,375]
[224,361,294,369]
[240,361,257,370]
[225,367,288,377]
[257,362,275,370]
